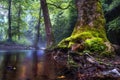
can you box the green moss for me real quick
[58,30,94,48]
[85,38,103,46]
[68,41,75,48]
[57,29,113,56]
[85,38,106,52]
[58,27,108,50]
[73,32,93,40]
[96,1,102,13]
[58,39,69,48]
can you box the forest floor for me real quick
[0,41,120,80]
[45,49,120,80]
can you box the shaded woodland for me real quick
[0,0,120,80]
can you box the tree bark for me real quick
[8,0,12,41]
[74,0,105,31]
[40,0,54,47]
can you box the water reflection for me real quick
[0,50,44,80]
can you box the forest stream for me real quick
[0,50,47,80]
[0,50,120,80]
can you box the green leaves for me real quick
[108,17,120,32]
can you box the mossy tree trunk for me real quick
[58,0,114,55]
[73,0,105,33]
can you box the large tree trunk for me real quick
[8,0,12,41]
[58,0,114,54]
[73,0,105,34]
[40,0,54,47]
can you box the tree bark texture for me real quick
[40,0,54,47]
[17,3,21,40]
[74,0,105,32]
[8,0,12,41]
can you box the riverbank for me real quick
[0,40,40,50]
[44,49,120,80]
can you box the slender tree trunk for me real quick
[17,3,21,40]
[40,0,54,47]
[33,6,41,77]
[34,4,41,49]
[8,0,12,41]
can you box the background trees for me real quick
[0,0,119,49]
[102,0,120,45]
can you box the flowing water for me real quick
[0,50,47,80]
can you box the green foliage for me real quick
[100,0,120,12]
[108,17,120,32]
[101,0,120,32]
[49,0,77,43]
[0,0,46,45]
[0,0,76,46]
[13,36,32,46]
[108,0,120,10]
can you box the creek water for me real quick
[0,50,47,80]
